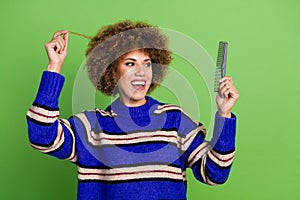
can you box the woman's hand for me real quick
[216,76,239,118]
[44,30,69,73]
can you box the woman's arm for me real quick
[185,113,236,185]
[184,77,239,185]
[26,31,77,162]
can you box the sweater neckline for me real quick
[106,96,161,117]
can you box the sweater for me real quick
[26,71,237,200]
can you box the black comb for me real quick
[214,41,228,92]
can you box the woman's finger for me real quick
[219,84,229,98]
[64,32,69,52]
[219,76,233,83]
[51,30,68,53]
[52,39,62,53]
[229,86,239,100]
[44,40,58,52]
[52,30,69,39]
[219,79,232,90]
[55,37,66,53]
[219,77,232,90]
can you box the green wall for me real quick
[1,0,299,199]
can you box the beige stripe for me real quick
[181,125,206,151]
[75,113,94,146]
[199,154,218,185]
[207,149,235,167]
[154,105,199,125]
[206,176,219,186]
[188,141,210,167]
[27,106,59,124]
[30,105,59,117]
[154,104,181,114]
[60,119,77,162]
[200,154,208,183]
[76,112,184,147]
[210,149,235,160]
[199,153,222,186]
[95,108,117,117]
[78,165,184,181]
[30,123,65,153]
[89,130,179,146]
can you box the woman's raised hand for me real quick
[44,30,69,73]
[216,76,239,118]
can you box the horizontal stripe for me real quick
[32,102,59,111]
[59,119,77,162]
[188,141,210,167]
[207,148,235,167]
[26,116,52,126]
[199,154,218,186]
[212,147,236,155]
[78,165,185,182]
[199,152,231,185]
[95,108,117,117]
[200,154,208,184]
[30,123,65,153]
[78,178,186,184]
[92,127,180,136]
[30,105,59,117]
[89,130,179,146]
[77,162,181,170]
[29,108,58,118]
[27,105,59,124]
[77,112,206,150]
[100,141,178,149]
[154,104,181,113]
[154,104,199,125]
[181,126,206,151]
[77,113,177,147]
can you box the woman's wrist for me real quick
[218,110,231,118]
[47,63,62,73]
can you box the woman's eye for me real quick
[144,62,152,67]
[125,62,134,67]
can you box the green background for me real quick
[1,0,299,199]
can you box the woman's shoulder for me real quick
[150,97,186,115]
[151,97,199,125]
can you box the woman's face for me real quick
[116,50,152,107]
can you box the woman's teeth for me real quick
[131,81,146,86]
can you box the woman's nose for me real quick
[134,65,146,76]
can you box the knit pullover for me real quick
[26,71,237,200]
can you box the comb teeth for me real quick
[214,41,228,92]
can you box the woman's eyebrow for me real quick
[124,58,151,62]
[124,58,136,61]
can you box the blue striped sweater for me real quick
[26,71,237,200]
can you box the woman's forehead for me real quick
[121,50,150,60]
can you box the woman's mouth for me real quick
[131,80,146,90]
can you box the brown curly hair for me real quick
[85,20,172,96]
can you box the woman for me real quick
[26,20,239,200]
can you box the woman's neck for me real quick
[120,97,147,107]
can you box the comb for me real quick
[214,41,228,92]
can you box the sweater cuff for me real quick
[34,71,65,108]
[211,112,237,153]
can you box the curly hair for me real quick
[85,20,172,96]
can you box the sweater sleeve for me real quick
[26,71,77,162]
[183,113,236,185]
